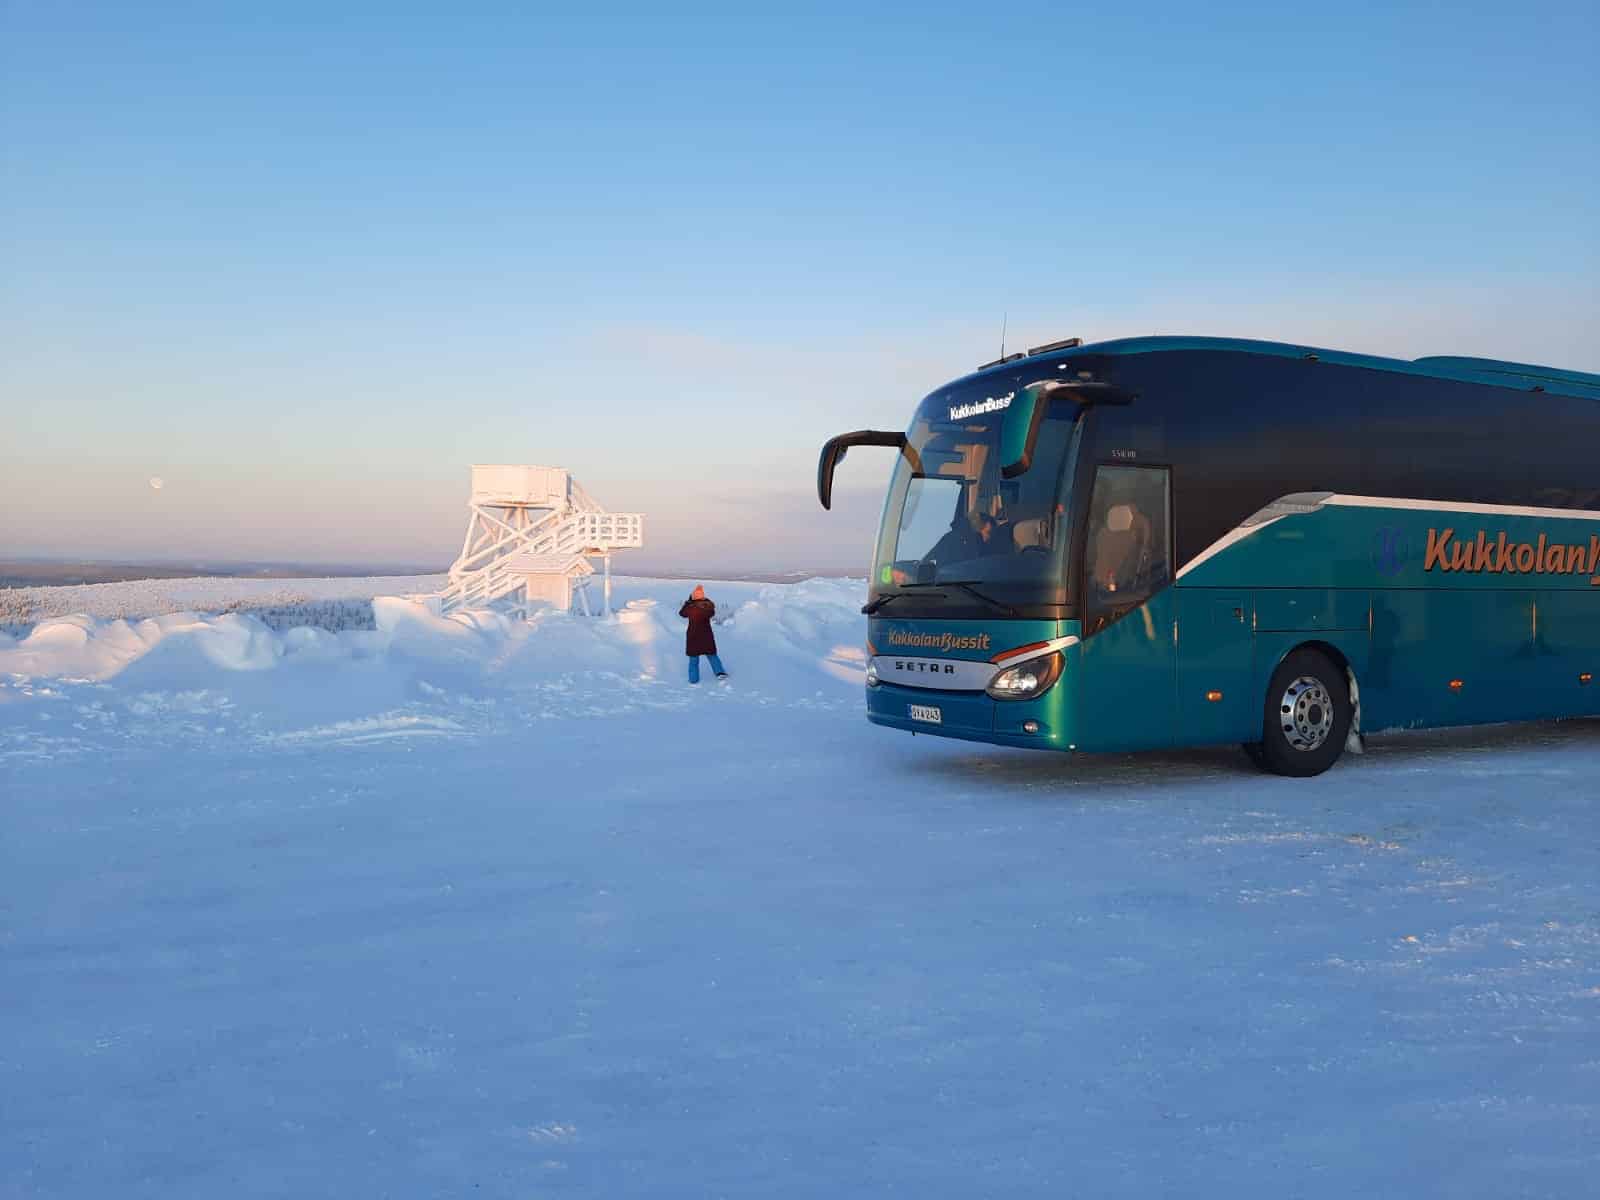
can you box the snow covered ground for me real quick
[2,576,1597,1197]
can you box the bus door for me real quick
[1073,465,1177,751]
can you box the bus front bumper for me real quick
[865,681,1072,751]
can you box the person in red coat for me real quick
[679,585,728,684]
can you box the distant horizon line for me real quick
[0,553,866,570]
[0,555,868,588]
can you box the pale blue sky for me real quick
[3,1,1595,568]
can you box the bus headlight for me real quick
[986,652,1064,701]
[865,659,880,688]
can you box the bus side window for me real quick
[1085,465,1172,633]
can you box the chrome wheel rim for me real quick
[1280,676,1334,752]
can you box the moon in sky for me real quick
[149,476,164,491]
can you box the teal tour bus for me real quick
[816,336,1600,776]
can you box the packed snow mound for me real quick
[0,610,381,682]
[720,576,869,684]
[0,577,869,694]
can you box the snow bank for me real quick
[721,576,869,684]
[0,578,869,694]
[0,610,361,682]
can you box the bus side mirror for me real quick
[999,387,1048,479]
[817,430,912,510]
[1000,380,1136,478]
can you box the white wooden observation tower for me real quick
[438,466,644,617]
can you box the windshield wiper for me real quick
[866,581,1017,617]
[932,580,1020,616]
[863,591,943,615]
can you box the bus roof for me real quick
[973,335,1600,402]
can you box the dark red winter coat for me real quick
[679,598,717,657]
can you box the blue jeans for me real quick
[688,653,726,683]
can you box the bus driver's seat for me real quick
[1092,502,1151,597]
[1010,517,1051,550]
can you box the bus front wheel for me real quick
[1248,649,1352,777]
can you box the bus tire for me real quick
[1256,649,1352,777]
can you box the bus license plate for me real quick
[908,704,942,724]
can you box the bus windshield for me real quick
[871,373,1083,615]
